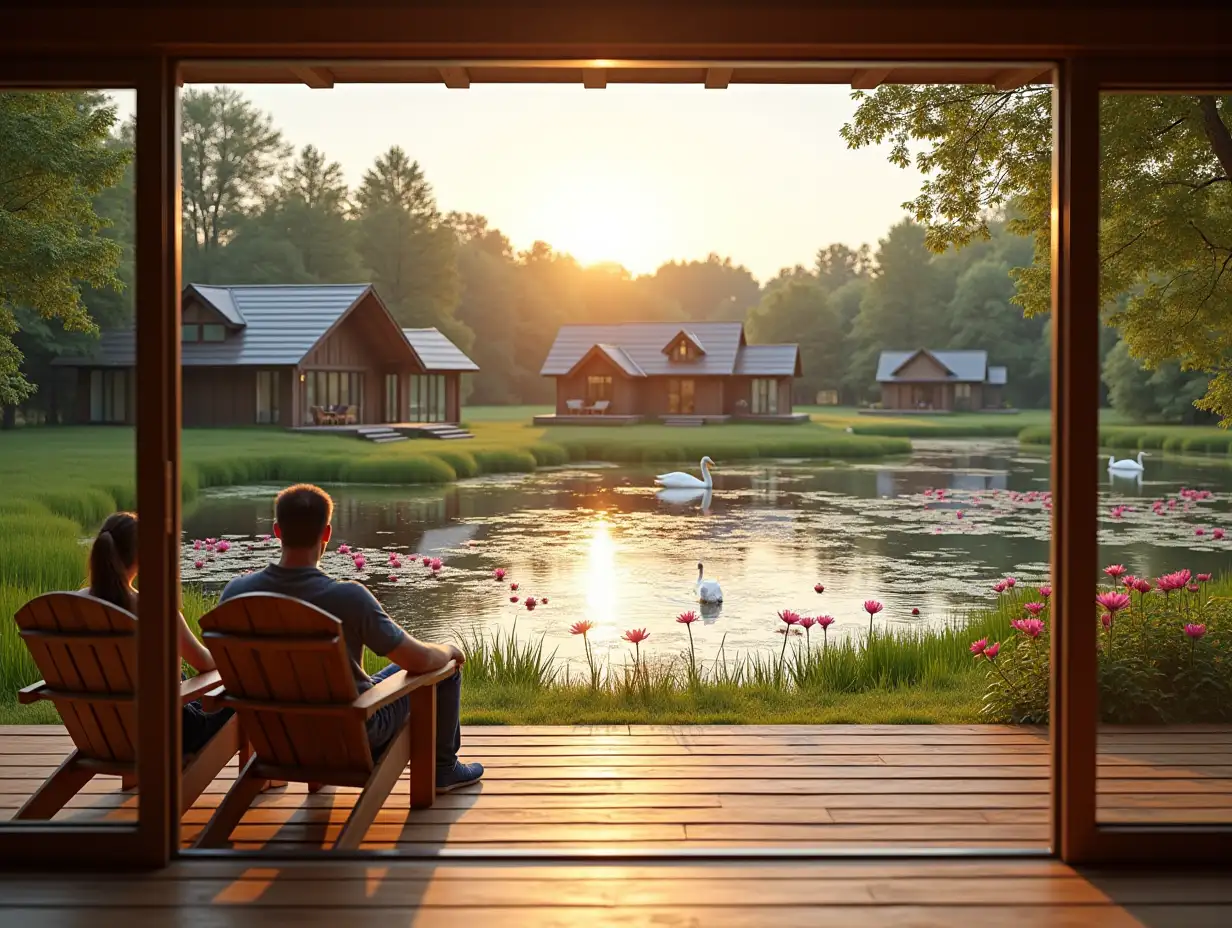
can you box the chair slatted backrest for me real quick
[200,593,373,774]
[14,592,138,763]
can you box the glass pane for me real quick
[89,370,103,422]
[435,375,446,422]
[1097,89,1232,827]
[339,371,350,406]
[201,324,225,342]
[255,371,269,423]
[304,371,315,422]
[181,324,198,342]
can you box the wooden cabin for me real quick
[876,349,1007,411]
[538,322,803,422]
[56,284,478,427]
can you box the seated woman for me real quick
[87,512,232,754]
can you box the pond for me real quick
[182,440,1232,665]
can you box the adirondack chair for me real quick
[565,398,585,414]
[12,592,240,820]
[195,592,455,850]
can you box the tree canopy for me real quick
[842,85,1232,420]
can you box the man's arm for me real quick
[385,631,464,676]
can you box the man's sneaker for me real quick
[436,760,484,793]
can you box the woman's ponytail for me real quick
[88,513,138,612]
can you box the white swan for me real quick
[1108,452,1147,473]
[656,456,716,489]
[696,561,723,604]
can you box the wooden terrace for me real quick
[3,723,1229,852]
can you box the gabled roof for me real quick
[734,344,802,377]
[402,328,480,372]
[663,329,707,357]
[541,322,748,377]
[876,349,990,383]
[565,343,648,378]
[56,284,388,367]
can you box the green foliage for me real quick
[982,584,1232,724]
[1102,337,1211,423]
[0,92,129,405]
[844,84,1232,421]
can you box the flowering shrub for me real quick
[981,570,1231,724]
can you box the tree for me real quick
[842,85,1232,420]
[180,87,289,280]
[1103,338,1211,423]
[264,145,364,283]
[643,253,760,322]
[747,278,845,401]
[0,92,129,415]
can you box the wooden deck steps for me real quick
[2,724,1229,853]
[356,426,409,443]
[415,423,474,439]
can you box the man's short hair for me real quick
[275,484,334,549]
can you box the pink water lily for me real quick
[814,583,825,594]
[676,611,700,625]
[983,642,1001,659]
[1011,618,1045,639]
[970,638,988,655]
[1023,602,1045,617]
[1039,585,1052,599]
[524,596,538,611]
[215,540,230,553]
[993,580,1008,594]
[1005,577,1016,589]
[193,559,204,569]
[353,555,366,571]
[778,609,802,626]
[1134,578,1153,594]
[911,607,920,616]
[510,595,519,603]
[1197,573,1212,583]
[193,539,202,550]
[338,544,351,555]
[1184,623,1207,639]
[1103,564,1126,580]
[863,599,883,636]
[541,597,549,604]
[1095,591,1131,613]
[816,615,835,630]
[1157,570,1191,595]
[494,568,507,581]
[510,582,519,591]
[1101,612,1113,630]
[1214,528,1225,540]
[388,574,398,582]
[422,556,432,567]
[570,620,595,636]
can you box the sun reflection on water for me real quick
[584,515,621,643]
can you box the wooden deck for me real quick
[3,724,1230,852]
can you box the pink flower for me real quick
[623,628,650,644]
[193,540,202,550]
[259,534,271,543]
[911,607,920,616]
[970,638,988,655]
[816,616,835,629]
[338,544,351,555]
[778,609,802,626]
[676,611,700,625]
[570,620,594,636]
[430,557,443,571]
[193,559,204,569]
[1039,585,1052,599]
[388,574,398,582]
[797,616,817,629]
[510,595,519,603]
[541,597,549,604]
[1103,564,1125,579]
[1187,583,1200,593]
[956,510,964,519]
[1023,602,1045,616]
[993,581,1008,594]
[1134,578,1153,594]
[1101,612,1113,630]
[353,555,366,571]
[1157,570,1191,594]
[494,568,506,581]
[1005,577,1017,589]
[1197,573,1212,583]
[863,600,884,616]
[510,582,519,591]
[983,642,1001,659]
[1095,591,1130,613]
[1196,528,1207,536]
[206,538,216,545]
[422,556,432,566]
[1184,623,1207,639]
[524,596,538,611]
[216,540,230,553]
[1214,529,1225,540]
[1011,618,1045,638]
[814,583,825,594]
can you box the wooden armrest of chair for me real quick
[352,660,457,718]
[199,684,226,712]
[181,670,222,704]
[17,680,49,705]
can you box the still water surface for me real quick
[183,441,1232,663]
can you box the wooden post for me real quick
[134,55,182,867]
[1050,57,1101,864]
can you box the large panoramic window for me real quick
[384,373,400,422]
[88,369,129,424]
[409,373,446,422]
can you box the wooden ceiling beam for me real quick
[992,66,1050,90]
[439,66,470,89]
[583,68,607,89]
[850,67,893,90]
[289,65,334,89]
[704,66,733,89]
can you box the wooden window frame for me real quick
[1,43,1227,872]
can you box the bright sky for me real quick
[117,83,924,282]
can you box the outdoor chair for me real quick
[194,592,456,850]
[12,592,240,820]
[587,399,611,415]
[566,399,585,414]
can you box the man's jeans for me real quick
[365,664,461,773]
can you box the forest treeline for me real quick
[5,88,1210,422]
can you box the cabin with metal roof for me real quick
[875,349,1008,412]
[56,284,477,428]
[537,322,803,424]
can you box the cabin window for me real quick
[586,375,612,403]
[181,324,199,343]
[304,370,364,422]
[201,323,226,342]
[384,373,400,423]
[751,378,779,415]
[89,369,129,423]
[256,370,281,424]
[668,378,695,414]
[409,374,447,422]
[955,383,972,399]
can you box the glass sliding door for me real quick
[384,373,400,422]
[409,374,447,422]
[255,370,280,424]
[751,378,778,415]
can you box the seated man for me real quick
[219,483,483,792]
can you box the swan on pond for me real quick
[655,456,716,489]
[1108,452,1147,474]
[696,561,723,604]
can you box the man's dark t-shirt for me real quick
[219,565,404,691]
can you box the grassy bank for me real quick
[1020,422,1232,454]
[806,406,1052,439]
